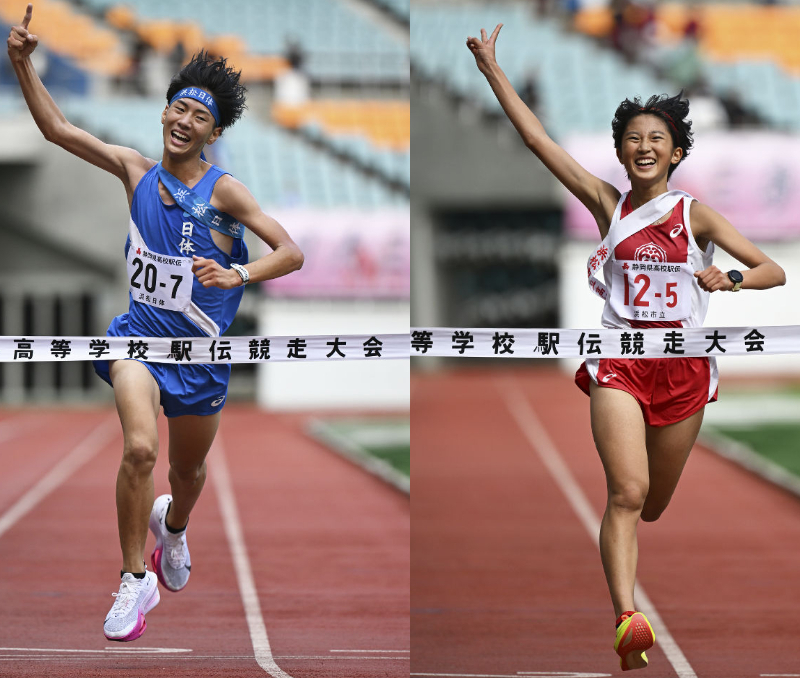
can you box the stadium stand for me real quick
[571,3,800,131]
[412,3,671,139]
[371,0,410,22]
[0,0,129,75]
[273,100,410,188]
[79,0,409,83]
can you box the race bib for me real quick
[126,244,193,312]
[610,260,692,321]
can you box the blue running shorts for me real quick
[93,313,230,418]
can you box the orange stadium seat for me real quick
[272,100,409,150]
[573,7,613,38]
[573,3,800,75]
[0,0,130,76]
[105,4,135,31]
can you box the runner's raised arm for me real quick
[467,23,620,235]
[7,4,149,199]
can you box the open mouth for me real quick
[635,158,656,168]
[171,130,191,145]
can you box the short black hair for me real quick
[166,50,247,132]
[612,92,693,178]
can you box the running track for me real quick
[412,367,800,678]
[0,405,409,677]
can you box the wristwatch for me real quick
[727,270,743,292]
[231,263,250,285]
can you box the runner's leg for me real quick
[165,413,221,530]
[640,408,704,522]
[589,382,648,618]
[110,360,161,573]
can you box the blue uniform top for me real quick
[125,162,249,338]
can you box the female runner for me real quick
[8,5,303,642]
[467,23,785,671]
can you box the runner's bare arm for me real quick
[7,5,150,192]
[691,201,786,292]
[192,175,304,289]
[467,24,620,235]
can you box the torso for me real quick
[125,158,233,255]
[124,161,248,338]
[600,191,714,330]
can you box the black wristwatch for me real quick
[727,270,743,292]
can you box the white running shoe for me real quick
[149,494,191,592]
[104,571,160,642]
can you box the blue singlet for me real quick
[94,162,249,417]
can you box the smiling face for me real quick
[617,114,683,186]
[161,94,221,157]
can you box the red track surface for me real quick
[0,405,408,677]
[412,367,800,678]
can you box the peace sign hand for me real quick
[7,4,38,62]
[466,23,503,75]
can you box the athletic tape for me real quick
[0,334,408,363]
[411,326,791,359]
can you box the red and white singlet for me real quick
[576,191,719,425]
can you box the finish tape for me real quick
[410,326,796,359]
[0,334,408,363]
[0,326,795,363]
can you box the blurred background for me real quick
[411,0,800,507]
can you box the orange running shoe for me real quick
[614,611,655,671]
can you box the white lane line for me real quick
[210,437,293,678]
[500,378,698,678]
[411,673,611,677]
[0,417,117,540]
[762,675,800,676]
[0,654,409,661]
[0,647,190,654]
[330,649,410,653]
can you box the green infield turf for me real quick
[706,423,800,478]
[307,418,410,492]
[703,388,800,479]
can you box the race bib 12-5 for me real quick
[610,260,692,322]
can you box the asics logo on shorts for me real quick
[670,223,684,238]
[602,373,617,383]
[210,396,226,407]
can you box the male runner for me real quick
[8,4,303,641]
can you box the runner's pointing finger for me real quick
[21,4,32,30]
[489,23,503,44]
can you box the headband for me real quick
[169,87,221,127]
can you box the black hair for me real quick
[611,92,693,178]
[166,50,247,132]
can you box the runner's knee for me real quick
[607,481,648,513]
[122,435,158,474]
[169,459,206,484]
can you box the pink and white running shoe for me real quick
[149,494,191,592]
[103,571,159,641]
